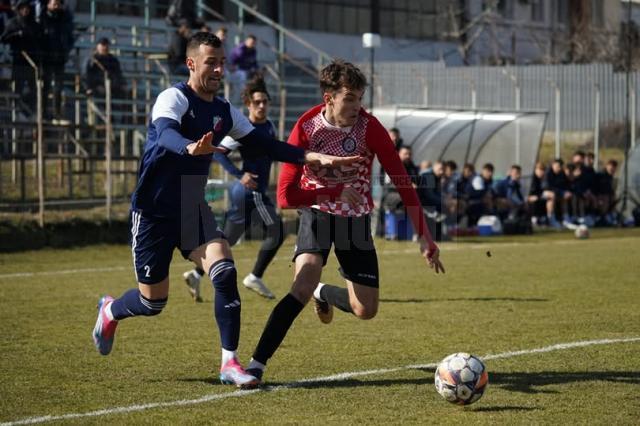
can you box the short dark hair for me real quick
[482,163,494,172]
[247,34,257,41]
[445,160,457,170]
[186,32,222,56]
[607,159,618,167]
[573,150,585,158]
[511,164,522,172]
[97,37,110,46]
[389,127,400,135]
[553,158,564,166]
[319,59,367,94]
[242,77,271,104]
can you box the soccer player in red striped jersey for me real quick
[244,60,444,385]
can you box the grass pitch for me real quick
[1,228,639,425]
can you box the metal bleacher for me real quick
[0,0,332,225]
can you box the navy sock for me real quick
[209,259,241,351]
[252,293,305,365]
[252,220,284,278]
[320,284,353,313]
[110,288,167,320]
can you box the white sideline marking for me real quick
[0,235,631,280]
[0,267,129,279]
[2,337,639,426]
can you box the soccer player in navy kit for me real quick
[91,33,357,387]
[183,77,283,300]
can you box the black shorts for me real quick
[293,208,379,288]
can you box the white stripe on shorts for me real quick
[253,192,274,226]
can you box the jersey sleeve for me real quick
[219,135,240,151]
[151,87,189,123]
[366,117,433,244]
[227,104,255,140]
[277,119,344,208]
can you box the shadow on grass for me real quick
[417,367,640,394]
[380,297,548,303]
[178,369,640,396]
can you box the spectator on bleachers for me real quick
[1,0,42,115]
[494,165,525,220]
[227,34,258,104]
[84,37,126,99]
[542,158,573,229]
[168,19,191,76]
[41,0,73,123]
[388,127,403,151]
[528,162,548,225]
[165,0,203,29]
[215,26,229,51]
[0,0,13,36]
[594,159,618,225]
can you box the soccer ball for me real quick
[574,224,590,239]
[434,353,488,405]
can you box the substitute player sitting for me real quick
[91,33,358,388]
[244,60,445,385]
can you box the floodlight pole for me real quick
[548,79,561,159]
[363,33,381,112]
[594,83,600,171]
[620,0,632,222]
[503,68,521,164]
[370,47,375,110]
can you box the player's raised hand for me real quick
[186,131,226,156]
[240,172,259,190]
[304,151,361,168]
[419,237,445,274]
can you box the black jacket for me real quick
[40,8,74,64]
[0,13,43,64]
[84,53,126,95]
[167,30,188,71]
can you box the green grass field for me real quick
[1,229,639,425]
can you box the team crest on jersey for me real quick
[213,116,223,132]
[342,137,356,153]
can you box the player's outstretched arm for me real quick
[236,129,361,166]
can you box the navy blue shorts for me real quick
[226,182,279,227]
[130,206,225,284]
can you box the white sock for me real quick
[246,273,258,281]
[221,348,237,365]
[192,269,202,279]
[248,358,266,371]
[105,301,114,321]
[313,283,326,302]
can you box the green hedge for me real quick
[0,219,130,252]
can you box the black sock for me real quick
[320,284,353,313]
[195,267,205,276]
[252,293,304,364]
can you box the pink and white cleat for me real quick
[92,295,118,355]
[219,358,260,388]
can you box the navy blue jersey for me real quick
[218,120,276,194]
[131,82,254,217]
